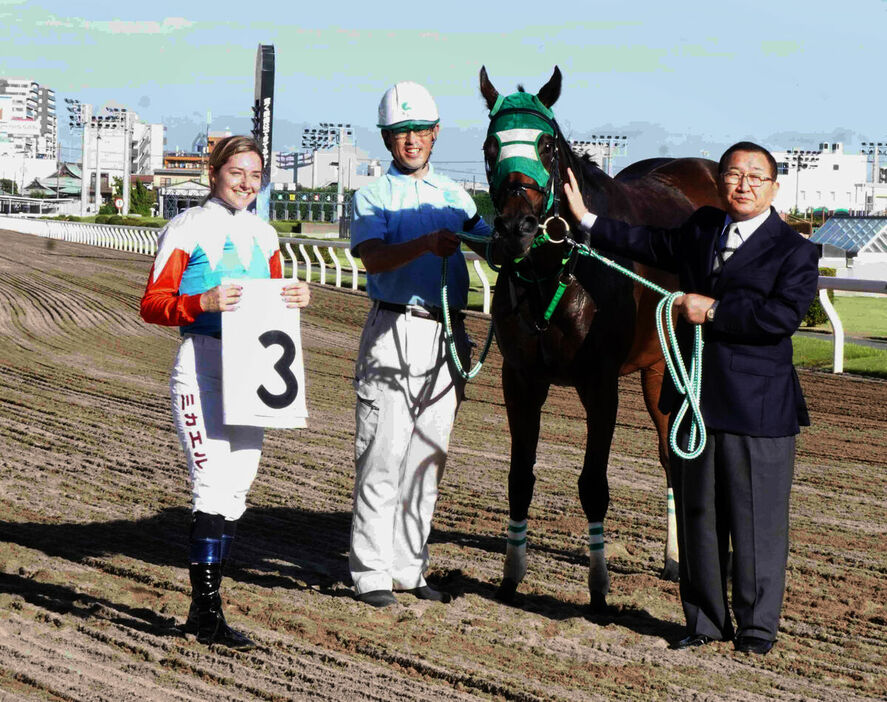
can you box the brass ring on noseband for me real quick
[541,215,570,243]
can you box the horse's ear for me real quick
[537,66,562,109]
[479,66,499,111]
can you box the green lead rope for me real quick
[440,233,706,460]
[655,292,706,460]
[565,241,706,460]
[440,230,498,380]
[542,275,570,323]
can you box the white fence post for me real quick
[327,246,342,288]
[472,259,492,315]
[815,276,887,374]
[311,245,327,285]
[284,242,299,280]
[343,248,359,290]
[818,288,844,374]
[298,244,312,283]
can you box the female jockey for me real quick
[140,135,309,649]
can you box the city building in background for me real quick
[72,106,165,211]
[22,162,83,197]
[771,143,877,215]
[132,122,165,175]
[156,179,210,219]
[80,110,164,176]
[0,77,58,192]
[154,129,230,217]
[0,77,57,159]
[271,139,380,190]
[153,130,230,190]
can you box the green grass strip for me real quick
[793,335,887,379]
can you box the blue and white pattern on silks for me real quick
[148,199,280,337]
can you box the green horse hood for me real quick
[486,92,557,195]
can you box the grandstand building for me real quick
[771,142,887,215]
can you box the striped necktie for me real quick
[713,222,742,273]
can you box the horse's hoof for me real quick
[660,559,680,583]
[588,591,608,614]
[495,577,519,603]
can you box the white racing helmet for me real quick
[377,81,439,130]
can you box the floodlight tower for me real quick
[65,98,92,216]
[860,141,887,184]
[301,122,353,219]
[593,135,628,176]
[571,135,628,176]
[786,149,819,215]
[107,108,134,214]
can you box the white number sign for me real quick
[221,278,308,428]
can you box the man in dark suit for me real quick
[563,142,819,655]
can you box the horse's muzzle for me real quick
[494,214,539,260]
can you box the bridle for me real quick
[486,95,579,329]
[486,99,571,258]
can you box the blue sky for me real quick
[3,0,886,180]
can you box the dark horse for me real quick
[478,66,724,609]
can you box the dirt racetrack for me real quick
[0,229,884,701]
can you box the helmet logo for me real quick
[401,101,411,111]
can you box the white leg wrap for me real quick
[504,518,528,583]
[587,522,610,596]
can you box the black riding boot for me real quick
[185,513,252,649]
[184,521,238,632]
[189,561,255,650]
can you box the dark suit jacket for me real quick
[587,206,820,437]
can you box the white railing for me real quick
[5,217,881,365]
[0,219,494,313]
[0,215,161,256]
[278,237,492,314]
[817,276,887,374]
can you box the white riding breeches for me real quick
[170,334,264,520]
[349,304,469,594]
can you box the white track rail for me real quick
[3,217,882,372]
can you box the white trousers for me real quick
[170,334,264,520]
[349,304,468,594]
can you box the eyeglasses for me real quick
[721,171,774,187]
[389,127,434,141]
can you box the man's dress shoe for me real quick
[405,585,452,603]
[671,633,715,650]
[356,590,397,608]
[735,635,775,654]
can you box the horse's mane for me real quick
[579,153,601,169]
[559,133,606,182]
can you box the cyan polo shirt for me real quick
[350,163,491,309]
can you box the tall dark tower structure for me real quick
[251,44,275,220]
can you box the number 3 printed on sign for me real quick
[257,330,299,409]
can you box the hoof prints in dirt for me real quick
[0,230,884,701]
